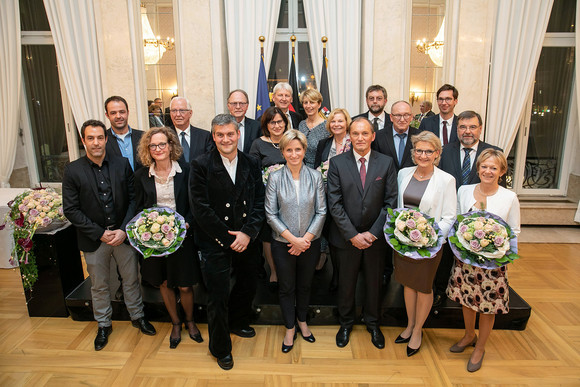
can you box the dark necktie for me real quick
[462,148,472,185]
[373,118,379,132]
[396,133,406,165]
[180,131,190,161]
[360,157,366,188]
[442,121,449,146]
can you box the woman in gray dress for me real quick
[298,89,329,169]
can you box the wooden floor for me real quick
[1,243,579,386]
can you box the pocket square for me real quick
[375,176,382,181]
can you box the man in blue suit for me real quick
[418,84,459,146]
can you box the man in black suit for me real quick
[418,84,459,146]
[169,96,213,163]
[226,89,261,153]
[62,120,156,352]
[104,96,144,171]
[327,118,398,350]
[189,114,265,370]
[414,100,436,122]
[433,110,504,306]
[272,82,302,129]
[352,85,393,131]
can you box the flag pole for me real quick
[322,36,327,58]
[259,35,265,56]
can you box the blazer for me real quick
[106,127,144,171]
[457,185,521,235]
[174,125,214,164]
[62,154,136,252]
[189,148,265,251]
[314,136,333,168]
[265,165,326,243]
[288,110,302,129]
[327,149,398,248]
[241,116,261,153]
[351,110,393,130]
[439,140,504,190]
[134,160,194,228]
[418,114,459,145]
[414,111,436,121]
[397,166,457,237]
[372,126,421,172]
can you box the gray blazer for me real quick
[265,165,326,243]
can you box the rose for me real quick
[141,232,152,241]
[152,233,163,241]
[169,221,175,228]
[409,229,422,242]
[47,211,57,219]
[136,218,145,226]
[474,230,485,239]
[147,211,159,220]
[477,217,486,222]
[156,215,166,224]
[417,223,426,231]
[483,224,493,232]
[480,239,490,247]
[405,219,416,229]
[39,212,46,218]
[459,224,468,233]
[463,232,473,241]
[39,199,49,206]
[150,223,161,233]
[18,204,28,212]
[417,216,427,224]
[57,207,64,216]
[161,238,171,247]
[421,237,429,245]
[41,217,52,227]
[161,224,171,233]
[492,224,501,233]
[413,211,422,219]
[396,221,406,231]
[165,231,175,241]
[473,221,484,230]
[470,240,482,251]
[494,236,504,247]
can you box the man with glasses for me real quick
[226,89,261,153]
[419,84,459,146]
[169,96,213,163]
[352,85,393,131]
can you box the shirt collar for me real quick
[148,160,182,178]
[392,127,409,137]
[460,141,479,153]
[221,153,238,167]
[354,149,371,163]
[175,125,191,136]
[368,111,385,123]
[109,126,132,139]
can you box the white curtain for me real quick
[303,0,362,115]
[224,0,281,119]
[485,0,553,153]
[0,1,21,187]
[43,0,105,132]
[575,3,580,223]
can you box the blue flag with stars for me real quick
[255,54,269,119]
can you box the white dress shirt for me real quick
[175,126,191,147]
[367,112,387,130]
[460,141,479,170]
[237,120,245,151]
[439,116,454,144]
[354,149,371,172]
[221,154,238,184]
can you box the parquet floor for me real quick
[0,243,579,386]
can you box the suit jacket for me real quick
[418,114,458,145]
[372,127,421,172]
[241,116,261,153]
[62,154,136,252]
[174,125,214,164]
[314,136,333,168]
[439,140,504,190]
[289,110,302,129]
[351,111,393,130]
[106,127,144,171]
[134,160,194,228]
[327,150,398,248]
[189,148,265,251]
[397,166,457,237]
[414,110,436,121]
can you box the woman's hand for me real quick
[287,237,311,255]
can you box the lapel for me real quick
[401,131,414,167]
[143,171,157,205]
[109,157,118,203]
[243,118,252,152]
[469,143,485,183]
[129,128,139,161]
[362,151,381,200]
[173,164,185,200]
[384,130,399,167]
[211,149,236,193]
[346,150,364,196]
[233,152,250,200]
[106,129,122,157]
[452,143,463,181]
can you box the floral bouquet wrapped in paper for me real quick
[126,207,187,259]
[448,211,519,269]
[262,164,284,186]
[384,208,444,259]
[316,160,330,183]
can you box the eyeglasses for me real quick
[149,142,168,150]
[414,149,435,156]
[268,119,285,127]
[227,102,248,107]
[392,113,412,120]
[458,125,480,131]
[437,97,454,103]
[170,109,190,115]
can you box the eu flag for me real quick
[255,54,270,119]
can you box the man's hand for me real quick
[229,230,250,253]
[360,231,377,245]
[107,229,127,246]
[100,230,115,243]
[350,233,372,249]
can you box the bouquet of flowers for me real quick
[316,160,330,183]
[262,164,284,186]
[0,188,69,291]
[448,211,519,269]
[126,207,187,259]
[384,208,444,259]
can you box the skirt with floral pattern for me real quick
[446,258,509,314]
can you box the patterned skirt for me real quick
[446,258,509,314]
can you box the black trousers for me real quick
[199,243,259,359]
[434,243,454,295]
[271,239,321,329]
[336,240,386,329]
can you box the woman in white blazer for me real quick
[394,131,456,357]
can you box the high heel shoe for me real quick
[406,332,422,357]
[449,335,477,353]
[394,333,411,344]
[169,322,182,349]
[185,320,203,343]
[296,323,315,343]
[281,331,297,353]
[467,350,485,372]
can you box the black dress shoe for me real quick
[335,327,352,348]
[185,321,204,343]
[282,331,298,353]
[394,333,411,344]
[407,333,423,357]
[131,317,156,336]
[94,326,113,351]
[367,327,385,349]
[217,354,234,370]
[230,326,256,338]
[298,330,316,343]
[169,323,182,349]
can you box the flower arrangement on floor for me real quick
[262,164,284,186]
[448,211,519,269]
[126,207,187,259]
[0,188,68,290]
[384,208,444,259]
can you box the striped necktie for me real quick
[462,148,472,185]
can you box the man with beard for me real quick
[352,85,393,131]
[104,96,144,171]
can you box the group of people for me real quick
[62,82,520,373]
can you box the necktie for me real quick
[462,148,472,185]
[396,133,407,165]
[359,157,366,188]
[442,121,449,146]
[373,118,379,132]
[180,131,190,161]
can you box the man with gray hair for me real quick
[272,82,301,129]
[415,100,435,122]
[226,89,261,153]
[169,96,213,163]
[189,114,265,370]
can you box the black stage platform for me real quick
[66,259,531,330]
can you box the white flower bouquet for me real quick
[384,208,443,259]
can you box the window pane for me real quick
[22,45,69,182]
[19,0,50,31]
[297,42,316,93]
[277,0,289,28]
[268,42,289,92]
[546,0,576,32]
[524,47,575,189]
[297,0,306,28]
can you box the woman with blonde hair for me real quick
[298,89,329,169]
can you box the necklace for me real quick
[476,184,498,197]
[414,169,433,180]
[267,137,280,149]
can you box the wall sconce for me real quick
[409,91,420,106]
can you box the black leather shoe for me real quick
[169,323,182,349]
[94,326,113,351]
[185,321,203,343]
[282,331,297,353]
[217,354,234,370]
[230,326,256,338]
[298,330,316,343]
[407,332,423,357]
[336,327,352,348]
[394,333,411,344]
[367,327,385,349]
[131,318,156,336]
